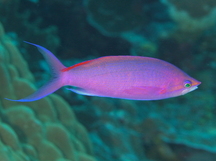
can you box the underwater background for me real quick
[0,0,216,161]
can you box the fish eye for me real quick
[184,80,192,88]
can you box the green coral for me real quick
[0,22,97,161]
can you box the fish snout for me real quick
[193,81,201,86]
[181,80,201,95]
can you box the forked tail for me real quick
[5,41,66,102]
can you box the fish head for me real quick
[164,76,201,98]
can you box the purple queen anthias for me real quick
[5,42,201,102]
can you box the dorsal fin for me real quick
[61,60,93,72]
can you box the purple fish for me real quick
[5,42,201,102]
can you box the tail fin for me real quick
[5,41,66,102]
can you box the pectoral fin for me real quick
[66,87,97,96]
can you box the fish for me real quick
[5,42,201,102]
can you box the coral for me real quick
[85,0,147,36]
[0,22,97,161]
[0,0,60,64]
[73,97,154,161]
[162,0,216,41]
[165,0,216,18]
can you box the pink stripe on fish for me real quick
[61,60,94,72]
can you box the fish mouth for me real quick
[181,86,198,95]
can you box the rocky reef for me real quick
[0,22,96,161]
